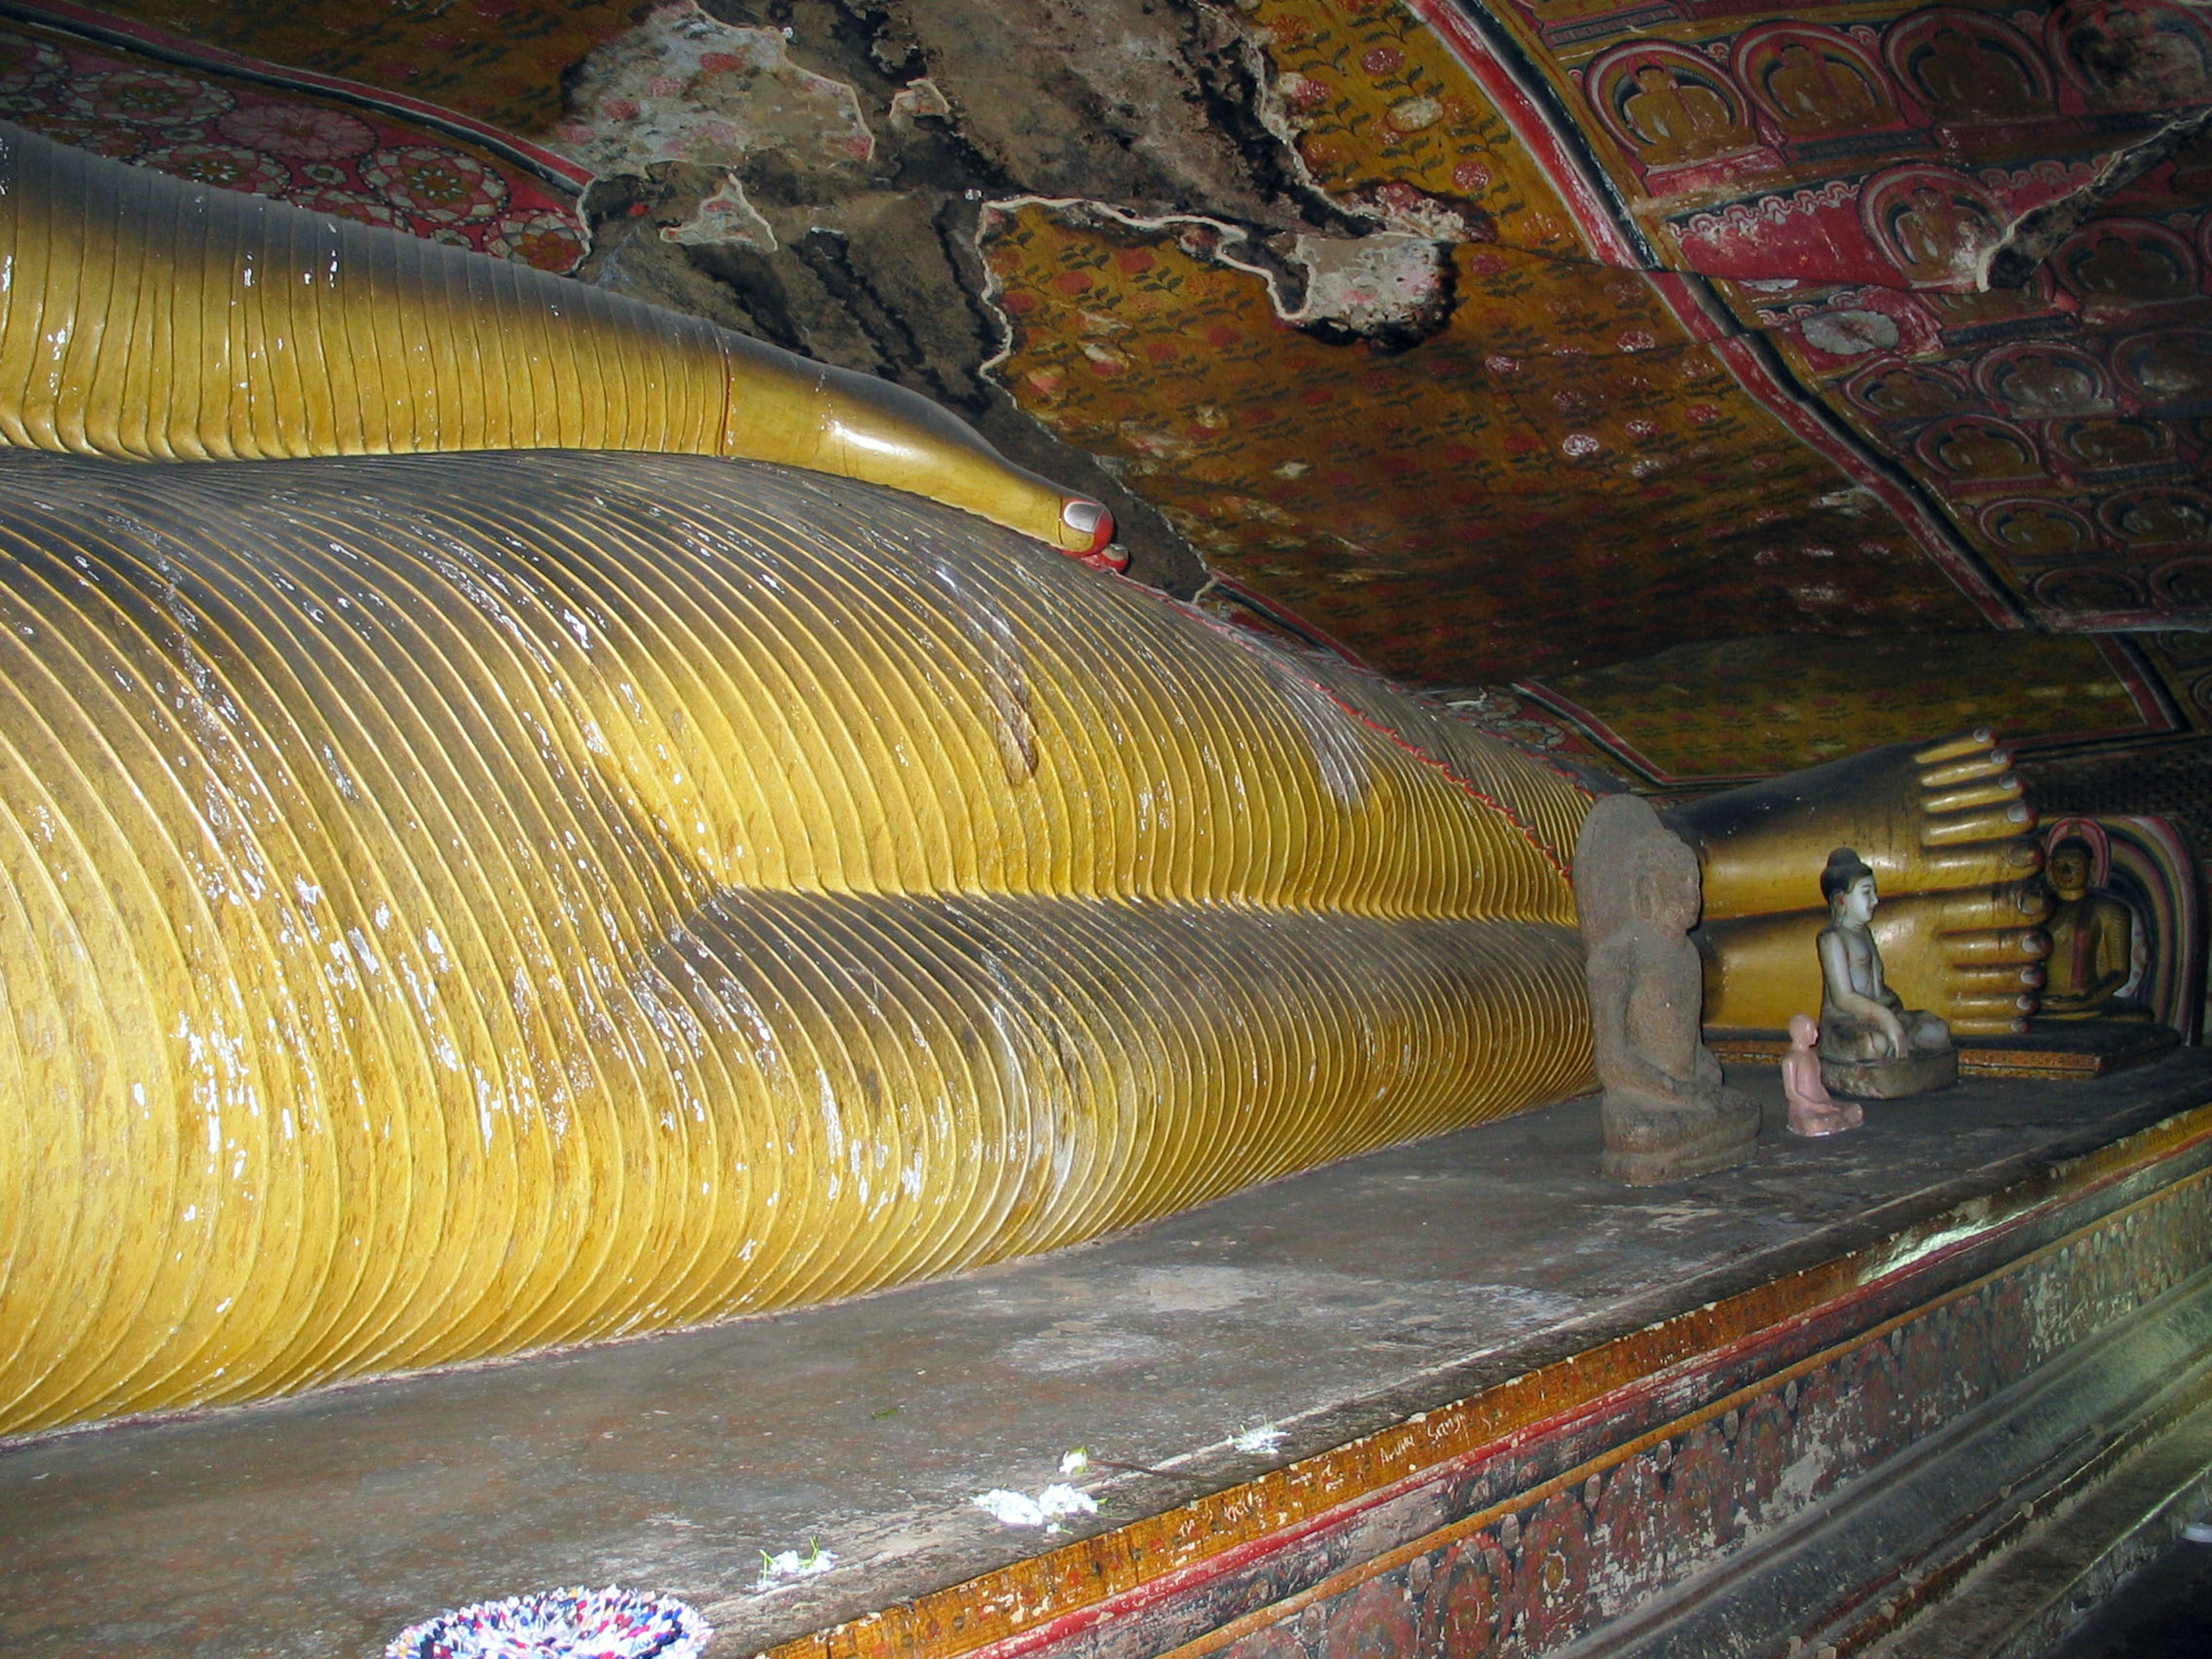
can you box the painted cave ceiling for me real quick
[2,0,2210,811]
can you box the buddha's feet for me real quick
[1669,730,2052,1037]
[1599,1086,1760,1185]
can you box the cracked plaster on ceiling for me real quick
[512,0,2212,677]
[1236,20,1497,245]
[1983,105,2212,283]
[662,175,780,251]
[552,1,874,248]
[976,199,1456,354]
[939,3,1498,344]
[887,77,955,130]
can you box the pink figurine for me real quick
[1783,1013,1863,1137]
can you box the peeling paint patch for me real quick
[663,176,777,251]
[978,198,1452,355]
[1127,1265,1267,1314]
[1986,107,2212,287]
[1002,1327,1168,1372]
[972,1483,1097,1528]
[888,77,953,128]
[1234,17,1495,247]
[1281,233,1448,335]
[552,1,874,246]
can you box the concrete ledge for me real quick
[5,1055,2211,1658]
[917,1076,2212,1659]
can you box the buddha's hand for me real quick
[1673,730,2050,1038]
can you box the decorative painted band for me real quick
[1138,1168,2212,1659]
[766,1090,2212,1659]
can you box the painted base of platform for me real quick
[893,1067,2212,1659]
[1710,1020,2181,1081]
[1577,1224,2212,1659]
[1878,1378,2212,1658]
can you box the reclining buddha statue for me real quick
[0,124,2048,1436]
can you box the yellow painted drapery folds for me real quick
[0,449,1596,1436]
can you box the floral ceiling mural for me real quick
[0,7,592,268]
[974,0,2211,731]
[37,0,643,132]
[979,200,1985,682]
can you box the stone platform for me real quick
[4,1055,2212,1659]
[1709,1020,2181,1081]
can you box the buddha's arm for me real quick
[1587,942,1710,1106]
[0,122,1112,555]
[2043,903,2135,1010]
[2091,904,2135,998]
[1692,1029,1724,1089]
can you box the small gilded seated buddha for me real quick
[2039,839,2151,1022]
[1817,847,1959,1096]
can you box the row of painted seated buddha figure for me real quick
[0,122,2170,1438]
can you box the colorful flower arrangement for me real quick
[384,1585,711,1658]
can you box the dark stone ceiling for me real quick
[2,0,2207,826]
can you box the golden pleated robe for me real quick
[0,449,1594,1435]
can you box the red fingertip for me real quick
[1058,498,1117,563]
[1085,506,1116,555]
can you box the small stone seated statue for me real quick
[2038,839,2150,1022]
[1578,795,1760,1184]
[1817,848,1959,1097]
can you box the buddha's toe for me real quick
[1948,960,2048,995]
[1675,728,2044,921]
[1683,732,2056,1038]
[1922,882,2056,933]
[1698,887,2051,1036]
[1914,732,2037,861]
[1881,889,2052,1035]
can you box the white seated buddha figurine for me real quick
[1817,848,1959,1096]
